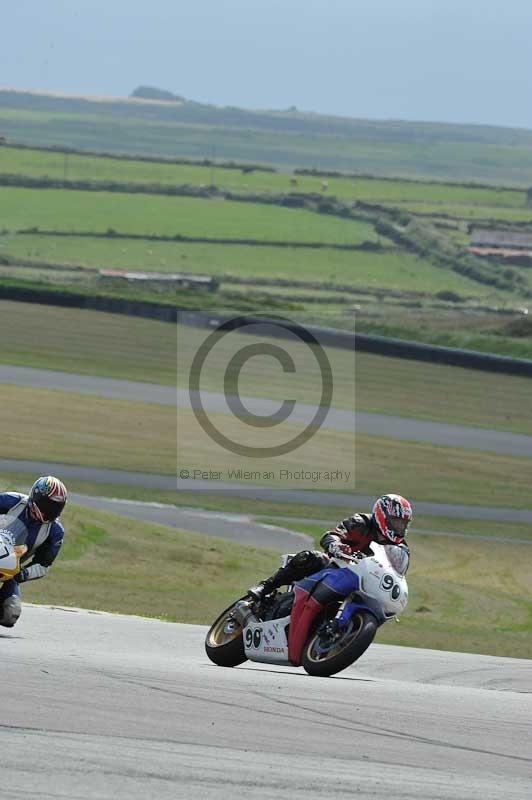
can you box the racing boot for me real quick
[248,550,327,601]
[248,570,287,601]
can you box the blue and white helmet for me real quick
[29,476,67,522]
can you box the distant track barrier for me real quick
[178,309,532,378]
[0,284,177,323]
[1,284,531,377]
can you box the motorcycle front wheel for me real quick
[301,610,377,677]
[205,600,247,667]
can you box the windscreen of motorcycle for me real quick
[384,545,409,576]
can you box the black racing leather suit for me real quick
[256,512,410,593]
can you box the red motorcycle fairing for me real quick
[287,566,361,665]
[288,585,323,665]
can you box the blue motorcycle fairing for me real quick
[337,598,382,627]
[296,564,360,596]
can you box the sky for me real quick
[3,0,532,130]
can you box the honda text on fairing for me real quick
[205,542,409,677]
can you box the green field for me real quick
[394,201,532,223]
[3,97,532,185]
[2,232,505,298]
[2,143,531,229]
[0,186,378,244]
[15,499,532,658]
[1,139,531,361]
[0,144,528,210]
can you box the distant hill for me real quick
[1,88,532,185]
[130,86,185,103]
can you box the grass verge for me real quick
[2,472,529,542]
[4,301,530,436]
[1,381,526,510]
[0,385,175,474]
[21,503,279,624]
[178,323,532,433]
[0,300,176,384]
[178,406,532,506]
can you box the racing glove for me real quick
[327,541,354,560]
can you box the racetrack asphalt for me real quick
[2,605,531,800]
[2,460,532,524]
[70,494,531,547]
[2,363,532,456]
[2,362,532,524]
[70,492,314,552]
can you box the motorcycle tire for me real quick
[205,600,247,667]
[301,610,377,677]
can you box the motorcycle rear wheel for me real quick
[302,610,377,677]
[205,600,247,667]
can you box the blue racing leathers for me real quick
[0,492,64,589]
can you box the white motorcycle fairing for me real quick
[331,542,409,624]
[237,542,408,665]
[243,614,292,666]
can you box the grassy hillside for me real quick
[3,233,499,296]
[1,140,531,358]
[0,143,529,207]
[2,90,532,184]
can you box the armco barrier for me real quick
[0,285,177,323]
[177,309,532,378]
[1,285,531,377]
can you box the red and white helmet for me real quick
[371,494,412,544]
[29,476,67,522]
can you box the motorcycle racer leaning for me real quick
[0,476,67,628]
[249,493,412,601]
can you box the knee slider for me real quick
[290,549,327,574]
[291,550,316,568]
[0,595,22,627]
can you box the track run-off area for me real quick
[2,362,532,525]
[1,354,531,798]
[2,363,532,457]
[2,605,530,800]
